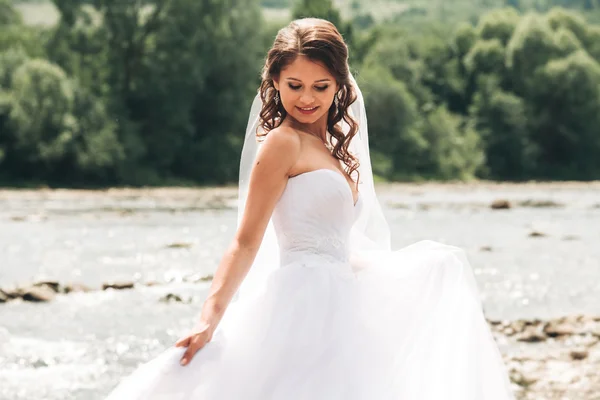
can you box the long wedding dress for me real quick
[106,73,514,399]
[105,168,515,399]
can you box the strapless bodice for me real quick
[272,169,362,266]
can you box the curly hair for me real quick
[257,18,360,183]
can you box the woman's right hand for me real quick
[174,320,214,366]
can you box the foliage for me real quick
[2,0,600,185]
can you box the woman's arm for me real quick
[176,127,300,365]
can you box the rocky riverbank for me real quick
[0,275,213,303]
[488,314,600,399]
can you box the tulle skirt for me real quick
[105,240,514,400]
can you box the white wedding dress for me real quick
[106,168,515,400]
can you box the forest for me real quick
[1,0,600,186]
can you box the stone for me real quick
[63,283,93,294]
[165,242,193,249]
[160,293,183,303]
[570,349,589,361]
[184,273,214,283]
[528,231,547,238]
[491,199,511,210]
[21,286,56,302]
[33,281,61,292]
[102,281,134,290]
[517,327,547,343]
[544,322,575,337]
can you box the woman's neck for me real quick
[283,115,328,142]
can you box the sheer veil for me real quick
[235,73,390,301]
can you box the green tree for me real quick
[470,76,535,179]
[505,13,562,95]
[359,66,426,179]
[454,23,478,59]
[546,7,588,44]
[0,48,30,166]
[0,0,21,25]
[476,7,521,46]
[586,25,600,60]
[6,59,122,183]
[292,0,343,27]
[529,50,600,178]
[52,0,265,184]
[8,60,75,171]
[464,39,506,76]
[418,106,484,180]
[361,30,434,109]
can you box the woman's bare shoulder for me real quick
[262,126,301,149]
[257,127,302,168]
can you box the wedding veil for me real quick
[235,74,390,301]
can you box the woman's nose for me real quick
[299,91,314,104]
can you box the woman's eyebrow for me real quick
[286,78,332,83]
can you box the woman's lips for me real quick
[296,106,319,115]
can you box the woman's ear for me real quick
[273,77,280,91]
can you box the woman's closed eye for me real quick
[287,84,329,92]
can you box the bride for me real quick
[106,18,515,399]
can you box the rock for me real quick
[165,242,193,249]
[544,322,575,337]
[517,199,564,208]
[184,273,213,283]
[491,199,511,210]
[562,235,580,241]
[102,281,134,290]
[570,349,589,361]
[159,293,183,303]
[0,289,8,303]
[21,286,56,302]
[63,283,93,294]
[510,369,538,387]
[0,288,21,300]
[517,327,547,343]
[33,281,61,292]
[32,359,48,368]
[480,246,493,252]
[528,231,547,238]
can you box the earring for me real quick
[274,91,280,105]
[334,93,339,107]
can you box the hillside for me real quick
[13,0,600,27]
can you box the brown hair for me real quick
[258,18,360,182]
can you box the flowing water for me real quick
[0,183,599,399]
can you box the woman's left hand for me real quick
[175,321,214,366]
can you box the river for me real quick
[0,182,598,399]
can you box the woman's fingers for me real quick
[174,335,191,348]
[179,335,206,366]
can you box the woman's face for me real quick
[273,55,338,125]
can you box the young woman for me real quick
[106,18,515,400]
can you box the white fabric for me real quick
[105,170,515,400]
